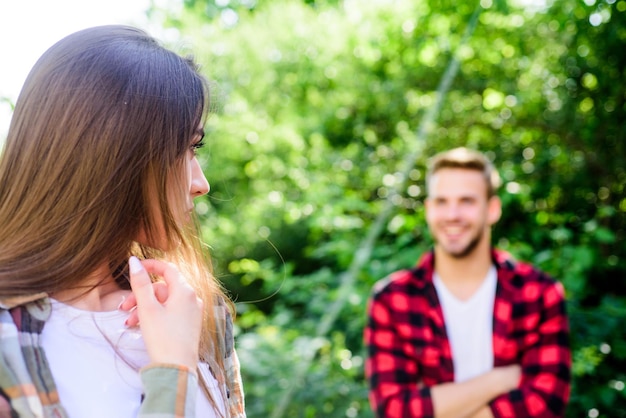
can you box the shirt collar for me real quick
[413,248,517,287]
[0,292,48,310]
[0,292,52,324]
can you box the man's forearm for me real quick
[431,365,519,418]
[468,406,495,418]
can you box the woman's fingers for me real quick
[120,281,168,313]
[128,256,157,304]
[126,256,203,371]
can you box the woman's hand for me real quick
[120,256,203,372]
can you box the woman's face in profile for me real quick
[136,125,210,250]
[184,125,210,218]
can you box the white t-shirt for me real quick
[433,266,497,383]
[40,299,225,418]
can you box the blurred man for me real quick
[365,147,571,417]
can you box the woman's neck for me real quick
[50,265,131,312]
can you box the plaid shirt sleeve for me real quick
[139,364,198,417]
[490,260,571,418]
[364,271,438,418]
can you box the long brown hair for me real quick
[0,25,232,412]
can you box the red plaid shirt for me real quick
[365,249,571,417]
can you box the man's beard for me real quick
[449,233,482,259]
[436,225,485,259]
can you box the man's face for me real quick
[425,168,500,259]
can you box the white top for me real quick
[40,299,225,418]
[433,266,497,383]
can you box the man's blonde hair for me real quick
[426,147,502,198]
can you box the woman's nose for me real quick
[191,157,210,197]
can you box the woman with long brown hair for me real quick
[0,25,245,417]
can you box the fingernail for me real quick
[128,256,144,274]
[117,296,126,310]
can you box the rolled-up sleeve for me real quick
[139,363,198,417]
[365,280,436,418]
[490,281,571,417]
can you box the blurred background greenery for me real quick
[7,0,626,416]
[163,0,625,416]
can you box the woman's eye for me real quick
[191,140,205,155]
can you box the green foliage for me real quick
[153,0,626,416]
